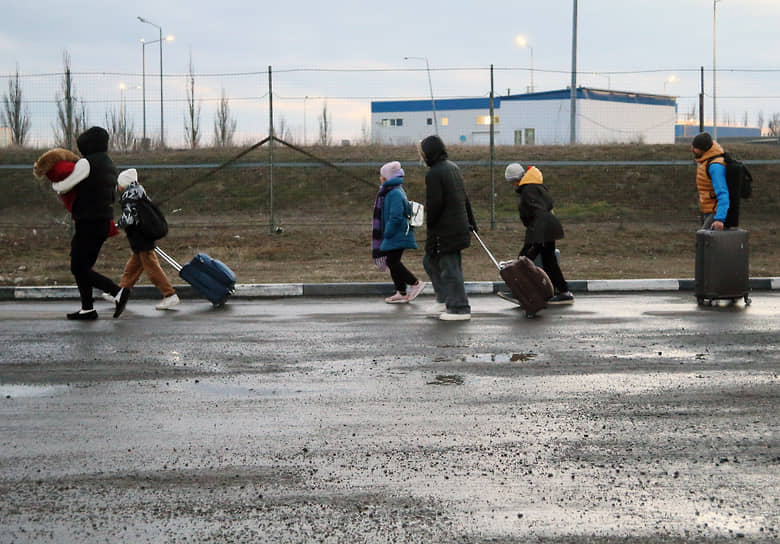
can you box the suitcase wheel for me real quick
[744,295,752,306]
[525,311,538,319]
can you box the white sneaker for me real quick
[102,292,117,302]
[406,281,426,302]
[385,292,409,304]
[427,302,446,315]
[439,312,471,321]
[155,294,180,310]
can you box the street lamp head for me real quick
[165,35,175,42]
[515,35,530,48]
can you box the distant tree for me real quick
[183,53,201,149]
[757,110,765,133]
[318,101,332,146]
[2,63,31,146]
[359,117,370,145]
[53,51,88,149]
[742,111,749,127]
[213,88,236,147]
[105,105,135,152]
[275,115,292,142]
[768,113,780,137]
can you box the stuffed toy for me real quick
[33,148,119,237]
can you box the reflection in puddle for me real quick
[464,352,537,363]
[427,375,464,386]
[0,384,69,399]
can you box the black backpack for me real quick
[134,197,168,241]
[706,152,753,228]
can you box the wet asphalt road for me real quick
[0,292,778,543]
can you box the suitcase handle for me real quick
[471,230,502,271]
[154,246,182,272]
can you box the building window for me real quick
[426,118,432,125]
[514,128,536,145]
[476,115,499,126]
[441,117,449,126]
[380,118,404,127]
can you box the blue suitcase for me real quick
[155,247,236,306]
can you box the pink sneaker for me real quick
[406,281,426,302]
[385,291,409,304]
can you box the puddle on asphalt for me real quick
[427,374,465,386]
[606,348,709,360]
[0,384,69,399]
[463,352,537,363]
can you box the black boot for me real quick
[67,309,98,320]
[114,288,132,318]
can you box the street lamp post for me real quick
[138,16,172,148]
[713,0,721,139]
[515,35,534,93]
[404,56,437,134]
[664,75,679,94]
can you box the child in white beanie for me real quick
[114,168,180,314]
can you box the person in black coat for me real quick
[505,162,574,304]
[417,135,477,320]
[51,126,125,319]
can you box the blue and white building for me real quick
[371,87,678,146]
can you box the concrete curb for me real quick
[1,278,778,301]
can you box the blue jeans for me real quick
[423,251,470,314]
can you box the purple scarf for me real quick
[371,183,395,271]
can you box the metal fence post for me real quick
[268,66,275,234]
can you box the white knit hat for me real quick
[117,168,138,190]
[504,162,525,182]
[380,161,404,180]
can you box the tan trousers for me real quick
[119,250,175,297]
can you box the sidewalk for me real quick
[1,278,778,301]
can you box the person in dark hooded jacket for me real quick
[505,162,574,304]
[52,126,126,320]
[416,135,477,321]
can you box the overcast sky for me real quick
[3,0,779,144]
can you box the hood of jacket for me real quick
[33,148,80,180]
[77,126,110,156]
[516,165,543,188]
[417,135,448,167]
[694,141,725,164]
[382,176,404,189]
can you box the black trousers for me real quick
[520,241,569,294]
[384,249,418,294]
[70,220,120,309]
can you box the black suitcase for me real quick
[472,231,554,318]
[695,229,751,306]
[155,247,236,307]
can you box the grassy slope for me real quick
[1,143,778,286]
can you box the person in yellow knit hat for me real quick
[505,162,574,305]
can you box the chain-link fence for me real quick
[3,65,780,149]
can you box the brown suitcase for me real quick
[472,231,554,318]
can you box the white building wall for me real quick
[372,108,499,146]
[578,100,675,144]
[498,99,573,145]
[371,90,676,146]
